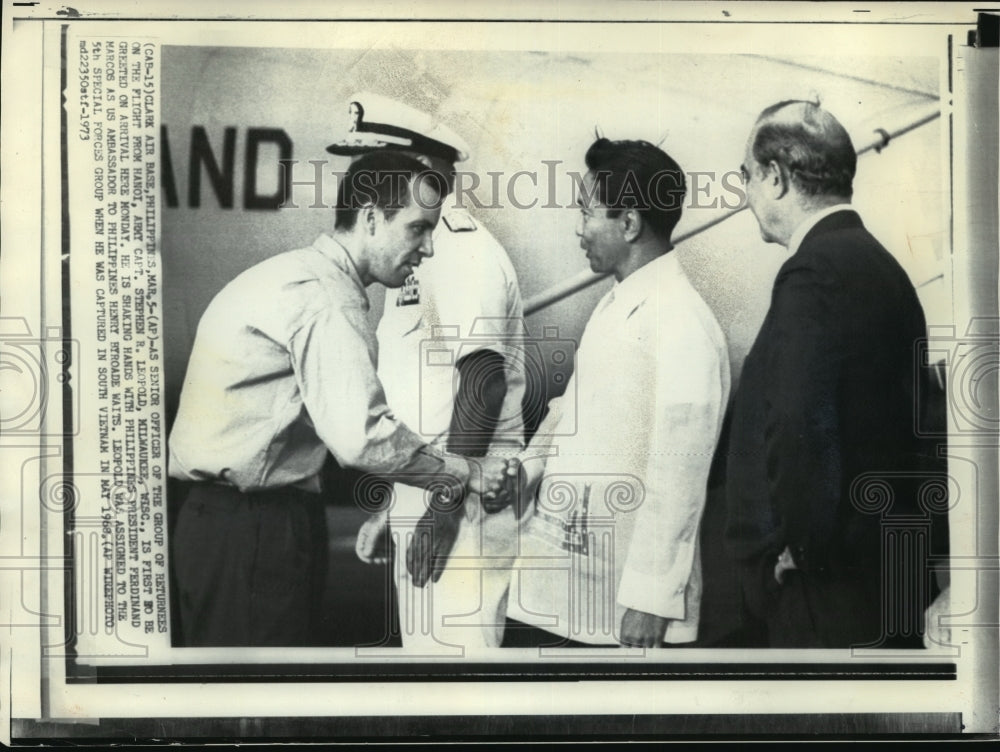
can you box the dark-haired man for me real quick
[724,101,947,648]
[168,151,512,647]
[327,91,527,651]
[503,138,731,648]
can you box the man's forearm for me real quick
[385,444,471,497]
[446,349,507,458]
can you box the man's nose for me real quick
[575,215,584,237]
[420,233,434,258]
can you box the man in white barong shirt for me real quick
[504,138,731,648]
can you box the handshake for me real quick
[355,455,530,588]
[409,455,525,588]
[460,455,524,515]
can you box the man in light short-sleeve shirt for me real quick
[168,151,511,647]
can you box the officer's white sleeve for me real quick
[435,242,515,348]
[434,237,527,453]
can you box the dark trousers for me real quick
[500,618,596,648]
[171,482,328,647]
[500,618,684,648]
[736,557,925,650]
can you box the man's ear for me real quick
[765,160,790,200]
[362,203,378,235]
[621,208,642,243]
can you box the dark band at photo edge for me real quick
[10,711,967,740]
[59,22,82,694]
[73,661,956,683]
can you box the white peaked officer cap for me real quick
[326,91,470,163]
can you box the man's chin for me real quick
[757,227,777,245]
[389,267,414,287]
[753,219,782,246]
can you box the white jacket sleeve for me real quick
[615,325,727,620]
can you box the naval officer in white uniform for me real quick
[328,92,526,652]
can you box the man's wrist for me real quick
[439,453,471,492]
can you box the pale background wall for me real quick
[161,46,948,425]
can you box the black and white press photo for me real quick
[1,2,997,743]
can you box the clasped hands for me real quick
[354,457,526,587]
[406,455,522,588]
[475,455,524,513]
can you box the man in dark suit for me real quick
[723,100,948,649]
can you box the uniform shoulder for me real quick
[435,209,514,270]
[440,207,479,233]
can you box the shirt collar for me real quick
[313,233,369,303]
[787,203,854,256]
[603,251,681,315]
